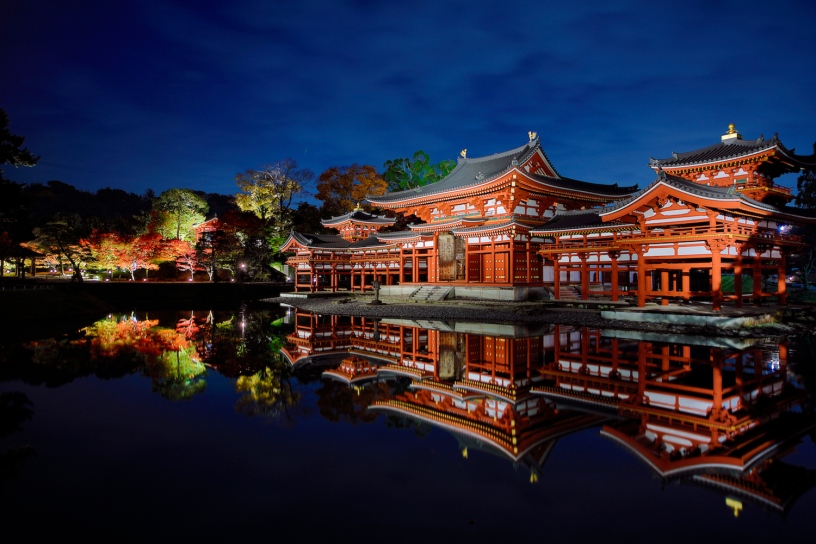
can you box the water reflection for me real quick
[1,306,814,519]
[284,309,816,513]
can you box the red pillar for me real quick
[610,252,619,302]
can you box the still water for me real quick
[1,305,814,542]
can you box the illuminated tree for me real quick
[315,164,388,217]
[152,189,208,241]
[382,150,455,191]
[235,158,312,225]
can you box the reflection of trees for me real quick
[316,380,393,425]
[147,346,207,401]
[194,307,289,378]
[234,367,300,420]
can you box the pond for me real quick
[1,304,814,542]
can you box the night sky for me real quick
[2,0,815,199]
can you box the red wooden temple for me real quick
[281,127,816,306]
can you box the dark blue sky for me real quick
[2,0,814,199]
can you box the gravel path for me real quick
[262,296,811,339]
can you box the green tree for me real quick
[382,150,455,191]
[152,189,208,241]
[793,169,816,292]
[0,108,39,182]
[234,158,312,235]
[315,164,387,217]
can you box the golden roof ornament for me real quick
[528,131,537,141]
[721,123,742,141]
[460,149,467,159]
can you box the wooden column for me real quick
[636,247,646,307]
[660,269,669,306]
[681,267,690,302]
[331,263,337,292]
[580,254,589,300]
[491,236,497,283]
[753,251,763,306]
[610,251,619,302]
[733,248,743,308]
[552,254,561,300]
[710,240,723,311]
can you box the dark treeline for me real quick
[0,106,457,283]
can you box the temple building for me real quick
[281,126,816,306]
[534,126,816,308]
[281,133,636,299]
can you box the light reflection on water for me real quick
[0,305,814,541]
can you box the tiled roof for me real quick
[650,134,816,169]
[348,235,389,249]
[529,174,637,196]
[452,216,541,235]
[601,173,816,220]
[290,231,351,249]
[321,210,395,226]
[531,210,605,232]
[368,138,540,204]
[368,138,637,205]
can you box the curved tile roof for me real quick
[601,173,816,220]
[528,174,637,196]
[650,134,816,169]
[321,209,395,226]
[368,138,540,204]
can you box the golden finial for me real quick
[354,202,361,211]
[461,447,468,459]
[528,131,537,141]
[727,123,737,134]
[460,149,467,159]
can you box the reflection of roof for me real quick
[321,210,396,226]
[651,134,816,170]
[602,411,816,480]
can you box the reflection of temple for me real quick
[283,309,815,502]
[281,309,609,477]
[532,328,816,513]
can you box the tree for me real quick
[234,158,312,236]
[315,164,388,217]
[152,189,208,241]
[32,215,91,282]
[795,169,816,210]
[0,108,39,182]
[793,169,816,292]
[382,150,455,191]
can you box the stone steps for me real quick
[409,285,453,302]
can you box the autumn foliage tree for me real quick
[315,164,388,217]
[234,158,312,236]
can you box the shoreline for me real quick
[263,295,816,339]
